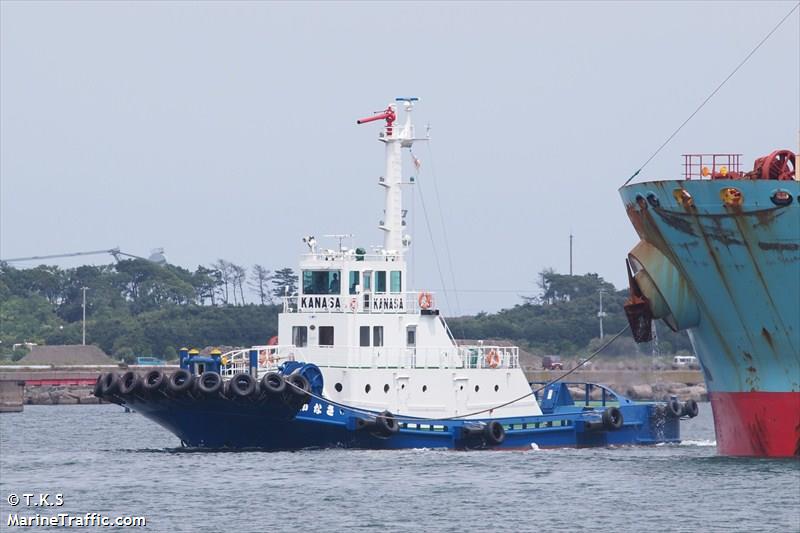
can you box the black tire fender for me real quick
[194,372,222,396]
[118,371,141,395]
[286,373,311,400]
[100,372,120,396]
[682,399,699,418]
[260,372,286,396]
[93,374,104,398]
[667,399,683,417]
[376,411,399,436]
[602,406,624,430]
[142,370,167,393]
[168,369,193,395]
[484,420,506,445]
[227,373,257,398]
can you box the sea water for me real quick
[1,404,798,532]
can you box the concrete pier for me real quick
[0,380,25,412]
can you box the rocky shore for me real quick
[24,385,102,405]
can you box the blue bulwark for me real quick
[538,383,575,414]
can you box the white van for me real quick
[672,355,700,370]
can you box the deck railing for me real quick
[217,343,519,378]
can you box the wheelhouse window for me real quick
[292,326,308,347]
[349,271,360,295]
[302,270,341,295]
[375,271,386,293]
[390,271,402,293]
[319,326,334,347]
[373,326,384,347]
[359,326,370,347]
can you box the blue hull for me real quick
[108,389,680,451]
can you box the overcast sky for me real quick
[2,1,798,315]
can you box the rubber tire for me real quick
[227,373,257,399]
[484,420,506,446]
[682,399,699,418]
[602,406,624,430]
[93,374,104,398]
[376,411,399,436]
[194,372,222,396]
[667,399,683,417]
[168,369,194,395]
[118,371,141,395]
[142,370,167,393]
[260,372,286,396]
[100,372,120,397]
[286,373,311,399]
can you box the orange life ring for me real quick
[486,349,501,368]
[418,292,433,310]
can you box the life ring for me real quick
[418,292,433,310]
[349,298,358,312]
[486,349,501,368]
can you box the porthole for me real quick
[365,384,371,393]
[384,384,390,393]
[422,385,428,392]
[646,193,660,208]
[494,385,499,392]
[309,325,316,331]
[474,385,480,392]
[460,385,464,390]
[335,383,343,392]
[401,383,405,389]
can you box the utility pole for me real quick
[597,289,607,339]
[569,232,573,276]
[81,287,88,345]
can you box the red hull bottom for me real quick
[709,392,800,457]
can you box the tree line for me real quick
[0,260,691,362]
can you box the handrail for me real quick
[217,343,519,378]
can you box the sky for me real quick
[2,1,798,315]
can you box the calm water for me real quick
[1,404,798,532]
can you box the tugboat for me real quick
[620,151,799,457]
[95,98,696,450]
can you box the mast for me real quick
[357,97,419,254]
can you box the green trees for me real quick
[0,260,285,360]
[0,261,690,362]
[451,269,691,357]
[271,268,298,298]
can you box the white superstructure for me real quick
[229,99,540,419]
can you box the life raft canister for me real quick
[486,349,501,368]
[418,291,433,310]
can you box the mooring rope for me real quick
[284,324,630,423]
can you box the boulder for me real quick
[627,384,654,400]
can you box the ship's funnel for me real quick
[625,240,700,340]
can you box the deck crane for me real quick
[1,247,166,265]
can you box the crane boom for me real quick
[1,247,149,263]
